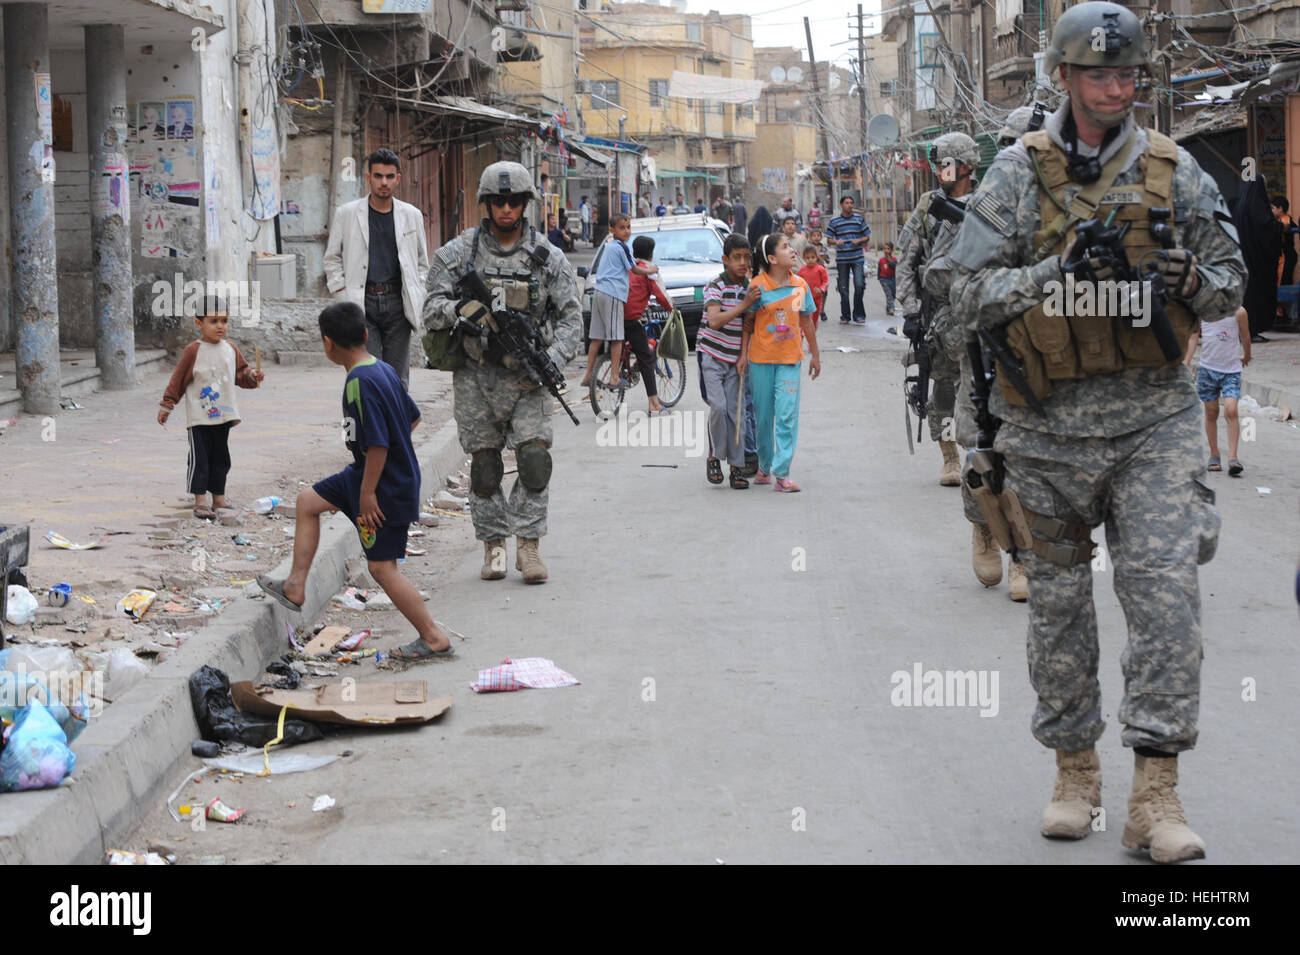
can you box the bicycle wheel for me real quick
[588,353,625,419]
[654,356,687,408]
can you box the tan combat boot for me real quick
[1122,754,1206,863]
[972,524,1002,586]
[1042,747,1102,839]
[939,441,961,486]
[1007,559,1028,602]
[481,539,507,580]
[515,536,548,584]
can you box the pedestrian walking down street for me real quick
[826,195,870,324]
[948,1,1247,862]
[258,302,458,662]
[877,243,897,316]
[579,195,592,244]
[422,161,584,583]
[740,232,821,492]
[701,233,762,488]
[322,148,429,388]
[626,235,675,415]
[1184,305,1251,476]
[157,300,264,520]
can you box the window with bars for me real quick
[589,80,620,109]
[736,104,754,119]
[649,79,670,107]
[880,78,896,97]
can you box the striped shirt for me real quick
[699,273,747,363]
[826,212,870,265]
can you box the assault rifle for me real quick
[1063,209,1182,362]
[454,268,581,426]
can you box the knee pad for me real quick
[470,449,504,498]
[516,440,552,492]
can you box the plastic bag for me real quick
[0,699,77,792]
[105,648,149,697]
[4,585,37,625]
[2,650,91,743]
[655,308,688,362]
[188,665,323,747]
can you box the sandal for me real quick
[1228,459,1243,477]
[389,623,463,662]
[706,456,724,485]
[729,466,749,490]
[774,478,801,493]
[193,506,216,520]
[1206,456,1221,472]
[257,575,303,612]
[754,470,772,485]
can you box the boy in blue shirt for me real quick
[580,213,657,389]
[259,302,457,661]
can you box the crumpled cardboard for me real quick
[231,679,451,726]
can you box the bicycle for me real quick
[588,306,687,418]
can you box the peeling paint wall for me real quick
[279,128,357,298]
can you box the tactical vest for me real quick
[998,128,1197,407]
[460,225,555,368]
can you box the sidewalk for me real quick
[1238,331,1300,413]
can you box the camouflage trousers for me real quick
[954,352,984,525]
[927,348,959,444]
[998,404,1208,753]
[453,362,553,541]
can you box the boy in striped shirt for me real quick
[700,233,761,488]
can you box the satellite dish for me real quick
[770,66,786,83]
[787,66,804,83]
[829,73,842,90]
[867,114,900,147]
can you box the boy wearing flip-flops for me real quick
[1184,305,1251,477]
[157,300,264,519]
[259,302,457,662]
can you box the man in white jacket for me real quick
[323,148,430,386]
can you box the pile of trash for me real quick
[0,646,95,792]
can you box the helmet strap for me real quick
[1062,110,1120,184]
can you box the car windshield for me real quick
[640,228,723,264]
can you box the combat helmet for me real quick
[1043,1,1149,75]
[929,131,980,172]
[478,161,537,202]
[997,106,1037,147]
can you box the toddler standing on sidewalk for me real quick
[797,246,829,323]
[258,302,458,661]
[1185,305,1251,476]
[158,302,264,519]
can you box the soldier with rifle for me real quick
[422,161,583,584]
[948,2,1245,862]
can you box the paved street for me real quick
[126,278,1300,864]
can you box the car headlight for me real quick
[667,287,695,305]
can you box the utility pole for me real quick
[1156,0,1172,135]
[804,16,834,198]
[856,5,876,242]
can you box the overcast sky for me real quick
[685,0,888,69]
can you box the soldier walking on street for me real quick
[897,133,980,491]
[422,162,583,583]
[948,2,1246,862]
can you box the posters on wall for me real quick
[127,100,202,259]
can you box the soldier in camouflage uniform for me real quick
[948,2,1245,862]
[422,162,583,583]
[896,133,979,491]
[925,121,1039,602]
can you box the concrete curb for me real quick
[1240,374,1299,416]
[0,416,467,864]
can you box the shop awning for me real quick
[565,139,613,166]
[427,96,542,129]
[658,169,721,181]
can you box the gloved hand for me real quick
[1060,234,1119,282]
[456,298,490,324]
[1157,248,1199,299]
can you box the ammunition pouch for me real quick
[1022,506,1098,567]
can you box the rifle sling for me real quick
[1031,126,1135,260]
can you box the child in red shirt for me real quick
[797,246,830,323]
[877,242,897,316]
[625,235,675,413]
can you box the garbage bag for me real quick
[4,585,37,626]
[188,665,323,747]
[0,699,77,792]
[0,660,91,744]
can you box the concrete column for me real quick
[85,24,134,389]
[4,4,60,414]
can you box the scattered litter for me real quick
[0,417,17,429]
[418,511,440,527]
[189,665,324,747]
[406,545,427,556]
[191,739,221,758]
[834,346,861,353]
[336,629,371,652]
[4,585,37,625]
[107,850,166,865]
[332,587,367,611]
[231,535,254,546]
[59,398,86,410]
[1257,487,1272,495]
[432,507,469,518]
[205,797,245,823]
[470,657,580,693]
[218,511,245,527]
[264,661,301,690]
[0,699,77,791]
[366,592,393,610]
[161,601,191,613]
[408,528,425,538]
[46,583,71,607]
[431,490,466,507]
[287,620,304,652]
[166,767,210,822]
[640,464,679,469]
[75,595,95,605]
[205,752,339,776]
[304,624,350,656]
[115,588,157,621]
[252,496,281,515]
[104,647,149,697]
[44,530,109,550]
[312,794,335,812]
[231,678,451,726]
